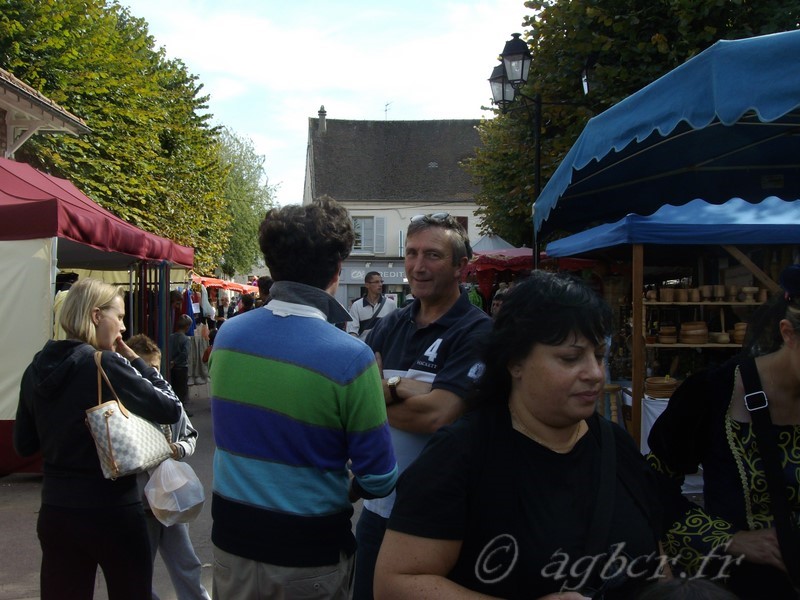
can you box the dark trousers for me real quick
[352,507,389,600]
[170,365,189,405]
[37,503,152,600]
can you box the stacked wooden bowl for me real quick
[658,325,677,344]
[733,322,748,344]
[680,321,708,344]
[646,376,680,398]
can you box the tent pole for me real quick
[631,244,644,448]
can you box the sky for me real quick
[120,0,531,206]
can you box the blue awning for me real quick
[545,196,800,257]
[534,30,800,235]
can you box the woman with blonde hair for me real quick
[15,278,181,599]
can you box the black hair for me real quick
[471,271,612,406]
[259,196,354,289]
[742,264,800,356]
[240,293,255,310]
[257,276,274,298]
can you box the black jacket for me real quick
[14,340,181,508]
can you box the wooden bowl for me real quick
[659,288,675,302]
[682,321,708,329]
[658,335,677,344]
[659,326,677,335]
[676,289,689,302]
[646,376,680,398]
[711,332,731,344]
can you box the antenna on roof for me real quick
[384,102,392,120]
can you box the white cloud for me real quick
[121,0,531,205]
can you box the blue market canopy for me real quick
[534,30,800,235]
[545,196,800,257]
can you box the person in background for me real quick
[647,264,800,599]
[169,289,184,333]
[256,275,274,307]
[14,278,181,600]
[127,334,210,600]
[209,198,397,600]
[168,314,193,417]
[491,287,508,319]
[353,212,492,599]
[375,272,664,599]
[235,293,254,315]
[347,271,397,340]
[216,292,235,322]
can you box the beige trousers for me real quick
[212,545,354,600]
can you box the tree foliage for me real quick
[216,128,275,277]
[0,0,230,272]
[466,0,800,248]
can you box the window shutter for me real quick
[375,217,386,254]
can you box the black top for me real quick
[15,340,181,507]
[389,403,661,598]
[647,357,800,598]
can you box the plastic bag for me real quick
[144,458,205,526]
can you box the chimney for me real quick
[318,105,327,134]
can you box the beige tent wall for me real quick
[0,239,54,419]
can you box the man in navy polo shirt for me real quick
[352,213,492,599]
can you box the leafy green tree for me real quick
[0,0,230,272]
[466,0,800,247]
[216,128,276,277]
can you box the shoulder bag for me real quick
[739,357,800,589]
[358,295,387,336]
[85,351,172,480]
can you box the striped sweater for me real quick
[209,284,397,567]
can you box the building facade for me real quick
[303,106,483,308]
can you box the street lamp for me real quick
[489,33,542,268]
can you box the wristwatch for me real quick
[387,376,402,405]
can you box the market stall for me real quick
[546,196,800,447]
[0,157,193,473]
[531,29,800,450]
[534,29,800,237]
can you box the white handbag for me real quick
[85,351,172,480]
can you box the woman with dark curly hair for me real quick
[375,270,663,599]
[647,264,800,599]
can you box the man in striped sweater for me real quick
[209,198,398,599]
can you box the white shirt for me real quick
[346,295,397,339]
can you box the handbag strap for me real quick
[94,351,130,417]
[739,357,800,585]
[585,416,617,556]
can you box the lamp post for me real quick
[489,33,540,269]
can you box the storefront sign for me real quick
[341,266,406,284]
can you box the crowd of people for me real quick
[13,197,800,599]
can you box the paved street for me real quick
[0,383,363,599]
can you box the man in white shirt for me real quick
[347,271,397,340]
